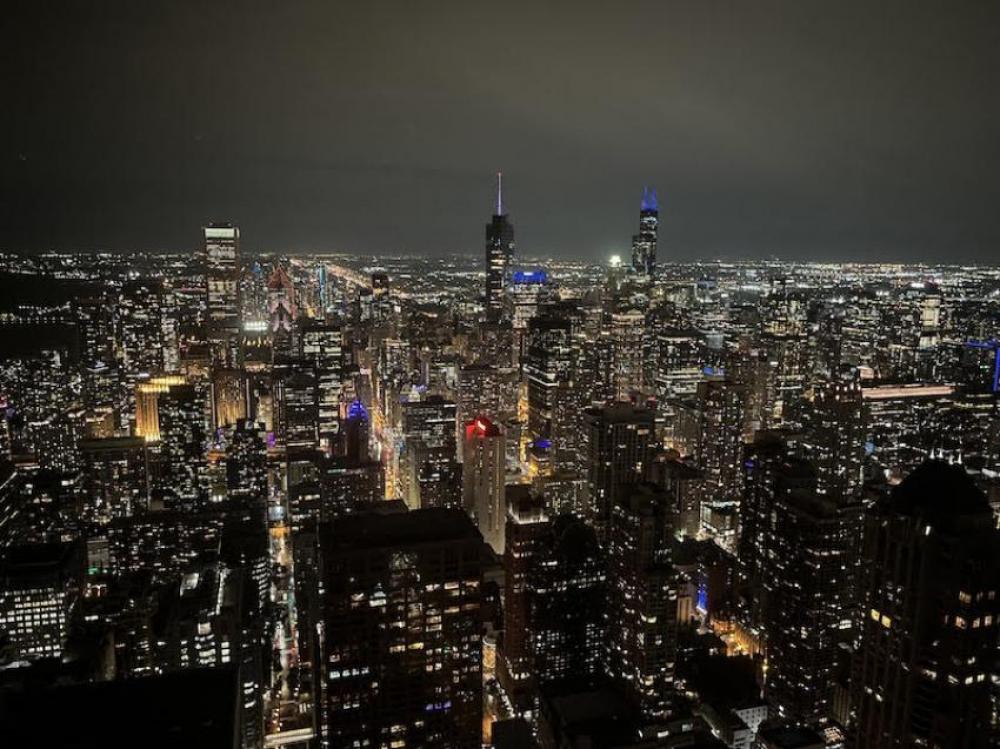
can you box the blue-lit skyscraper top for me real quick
[631,186,658,276]
[640,186,658,212]
[347,398,369,422]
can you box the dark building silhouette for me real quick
[529,515,607,688]
[499,488,607,716]
[851,461,1000,748]
[0,667,242,749]
[321,507,485,748]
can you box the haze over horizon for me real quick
[4,0,999,263]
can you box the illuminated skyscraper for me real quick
[800,377,866,500]
[79,436,150,524]
[585,403,657,539]
[400,395,461,509]
[0,541,83,658]
[301,319,343,454]
[498,486,548,715]
[342,398,370,463]
[203,223,241,365]
[606,483,678,720]
[225,419,268,509]
[149,380,206,508]
[210,367,247,430]
[267,263,297,360]
[508,269,553,365]
[630,186,658,276]
[749,457,862,723]
[274,358,318,452]
[462,416,506,554]
[529,515,606,686]
[371,271,392,325]
[485,172,515,320]
[676,374,746,552]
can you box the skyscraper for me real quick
[0,540,83,658]
[851,461,1000,748]
[400,395,461,509]
[529,514,607,686]
[321,508,485,748]
[301,319,343,454]
[462,416,506,554]
[630,186,658,276]
[267,263,297,360]
[606,483,678,720]
[498,486,549,715]
[585,402,657,539]
[800,377,866,500]
[203,223,241,365]
[754,458,862,723]
[485,172,515,320]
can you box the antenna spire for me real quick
[496,171,503,216]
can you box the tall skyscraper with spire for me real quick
[631,186,658,276]
[485,172,515,320]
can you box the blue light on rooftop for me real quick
[640,186,658,212]
[348,399,369,421]
[512,270,548,285]
[964,339,1000,393]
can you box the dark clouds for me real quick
[2,0,999,262]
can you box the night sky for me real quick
[3,1,999,262]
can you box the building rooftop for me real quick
[0,541,81,584]
[757,724,824,749]
[890,460,989,518]
[327,506,481,550]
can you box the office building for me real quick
[851,461,1000,747]
[321,508,485,748]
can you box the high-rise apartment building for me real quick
[498,486,549,715]
[585,403,657,539]
[851,461,1000,748]
[606,483,678,720]
[756,459,862,722]
[321,508,485,748]
[400,395,460,509]
[301,319,343,454]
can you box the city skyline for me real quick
[3,4,1000,749]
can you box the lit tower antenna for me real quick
[485,171,515,320]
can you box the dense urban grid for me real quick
[1,182,999,749]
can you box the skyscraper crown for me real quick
[641,186,658,212]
